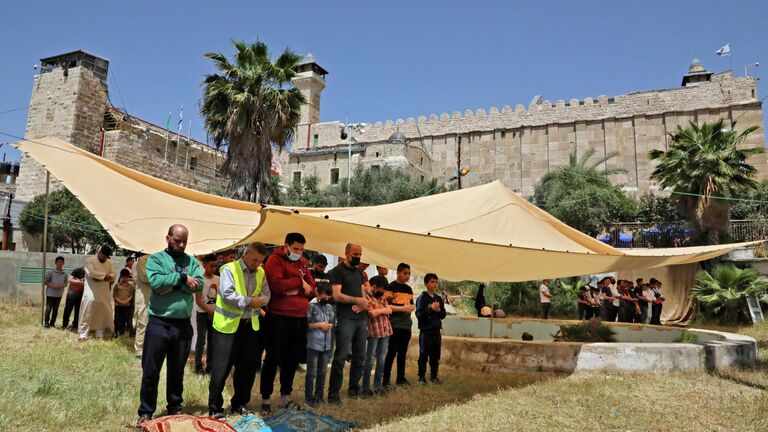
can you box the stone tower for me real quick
[291,53,328,151]
[15,51,110,201]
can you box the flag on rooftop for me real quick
[715,43,731,56]
[178,104,184,132]
[165,112,172,131]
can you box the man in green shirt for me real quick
[137,224,203,425]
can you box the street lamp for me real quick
[340,122,366,206]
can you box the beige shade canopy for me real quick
[14,136,758,281]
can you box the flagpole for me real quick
[40,171,50,326]
[185,120,191,169]
[164,112,171,161]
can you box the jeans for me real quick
[259,314,307,399]
[194,312,213,371]
[601,303,618,322]
[62,291,82,328]
[417,330,441,379]
[640,305,649,323]
[362,336,389,392]
[578,303,587,320]
[328,317,367,398]
[383,328,412,386]
[305,348,330,403]
[114,305,132,335]
[138,315,192,417]
[208,320,261,414]
[44,296,62,326]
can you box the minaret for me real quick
[291,52,328,150]
[15,50,109,201]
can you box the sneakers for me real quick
[395,378,410,386]
[232,406,254,416]
[210,412,227,422]
[327,395,342,405]
[360,389,374,398]
[260,403,272,416]
[418,376,428,384]
[430,377,443,385]
[136,414,152,426]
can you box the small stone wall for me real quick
[404,316,757,373]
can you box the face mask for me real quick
[373,290,384,298]
[287,249,301,262]
[319,299,330,305]
[349,256,361,267]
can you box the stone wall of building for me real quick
[287,70,766,196]
[15,66,108,202]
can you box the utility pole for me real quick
[457,134,463,189]
[40,171,50,326]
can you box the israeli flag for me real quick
[716,43,731,57]
[178,104,184,132]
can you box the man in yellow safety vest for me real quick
[207,242,271,420]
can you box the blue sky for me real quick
[1,0,767,163]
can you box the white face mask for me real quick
[287,250,301,262]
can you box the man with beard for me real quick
[78,246,116,340]
[137,225,203,425]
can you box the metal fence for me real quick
[601,220,768,248]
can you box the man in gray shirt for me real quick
[44,256,68,328]
[208,243,271,419]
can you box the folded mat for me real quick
[139,414,236,432]
[264,408,354,432]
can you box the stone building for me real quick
[12,50,227,251]
[283,57,766,196]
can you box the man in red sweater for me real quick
[259,232,316,413]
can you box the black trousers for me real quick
[383,328,411,386]
[578,303,587,320]
[601,303,618,321]
[138,315,192,417]
[417,330,441,379]
[208,320,261,414]
[62,291,82,328]
[259,314,307,399]
[194,312,213,370]
[650,303,663,325]
[114,305,132,334]
[541,302,551,319]
[44,296,62,326]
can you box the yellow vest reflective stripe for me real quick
[212,261,263,334]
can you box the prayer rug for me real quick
[264,408,354,432]
[230,415,273,432]
[139,414,236,432]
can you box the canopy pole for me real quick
[40,171,50,326]
[489,281,494,339]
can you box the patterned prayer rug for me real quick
[264,408,354,432]
[139,414,236,432]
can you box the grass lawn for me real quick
[1,301,766,431]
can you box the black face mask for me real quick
[349,256,361,267]
[318,299,330,305]
[373,290,384,298]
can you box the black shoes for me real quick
[327,395,342,405]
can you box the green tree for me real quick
[555,278,587,319]
[201,40,305,204]
[532,149,636,235]
[635,192,683,224]
[276,165,443,207]
[730,180,768,220]
[19,189,114,253]
[691,263,768,323]
[649,120,762,244]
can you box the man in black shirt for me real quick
[327,243,370,404]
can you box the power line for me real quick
[0,105,29,115]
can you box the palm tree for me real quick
[691,263,768,323]
[567,148,627,177]
[201,40,305,203]
[649,119,762,244]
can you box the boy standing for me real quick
[382,263,415,387]
[305,284,335,407]
[415,273,446,384]
[193,254,220,374]
[362,276,392,397]
[44,256,68,328]
[113,268,135,336]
